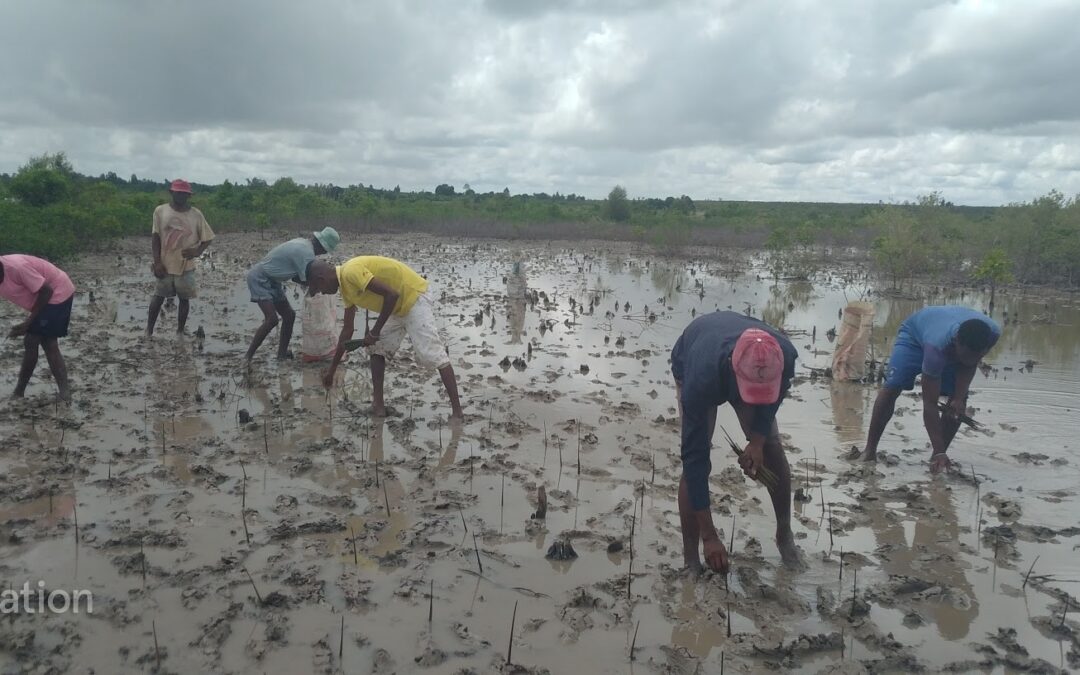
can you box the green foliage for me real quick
[10,167,71,206]
[605,185,630,222]
[972,248,1014,287]
[1,152,1078,289]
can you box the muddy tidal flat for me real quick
[1,232,1079,674]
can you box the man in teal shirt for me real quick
[244,227,339,362]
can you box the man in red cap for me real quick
[671,311,800,573]
[146,179,214,336]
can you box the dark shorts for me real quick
[246,265,288,304]
[29,296,73,339]
[883,329,956,396]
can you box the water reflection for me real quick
[868,480,978,640]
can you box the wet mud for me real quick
[1,232,1078,673]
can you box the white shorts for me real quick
[369,291,450,369]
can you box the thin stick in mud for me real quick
[727,602,732,637]
[153,619,161,671]
[630,620,640,661]
[729,514,735,555]
[73,499,79,545]
[339,614,345,662]
[458,506,468,532]
[838,547,843,581]
[141,539,147,586]
[349,525,358,565]
[428,579,434,625]
[263,416,269,454]
[472,533,483,575]
[507,600,518,666]
[243,567,263,604]
[383,479,391,518]
[240,460,250,545]
[577,422,581,475]
[721,650,725,674]
[1022,555,1040,590]
[827,501,834,549]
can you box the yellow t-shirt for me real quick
[337,256,428,316]
[152,203,215,275]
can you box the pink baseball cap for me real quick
[169,179,192,193]
[732,328,784,404]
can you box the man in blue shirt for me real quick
[244,227,339,362]
[672,311,800,574]
[859,306,1000,472]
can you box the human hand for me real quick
[9,321,29,338]
[152,261,167,278]
[930,453,949,473]
[361,332,379,348]
[943,397,966,420]
[181,246,200,260]
[738,441,765,479]
[322,368,336,389]
[702,536,729,574]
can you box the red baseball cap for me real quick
[169,179,192,194]
[732,328,784,404]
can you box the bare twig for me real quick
[243,567,263,604]
[153,619,161,670]
[1022,555,1040,590]
[472,533,483,575]
[428,579,434,624]
[506,600,519,666]
[630,620,640,661]
[349,526,358,565]
[339,615,345,662]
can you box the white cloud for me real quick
[0,0,1078,205]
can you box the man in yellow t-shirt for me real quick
[308,256,463,419]
[146,179,214,336]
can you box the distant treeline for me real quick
[2,152,1078,288]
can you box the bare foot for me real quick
[371,405,387,418]
[929,454,949,473]
[57,387,72,403]
[449,408,464,421]
[861,446,878,462]
[684,556,704,576]
[777,529,802,567]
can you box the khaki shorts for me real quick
[155,271,197,299]
[369,291,449,369]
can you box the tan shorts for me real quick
[369,291,449,369]
[155,271,197,299]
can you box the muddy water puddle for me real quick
[1,232,1079,673]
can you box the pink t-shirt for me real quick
[0,255,76,311]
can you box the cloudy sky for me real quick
[1,0,1078,205]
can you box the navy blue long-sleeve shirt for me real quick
[671,311,798,511]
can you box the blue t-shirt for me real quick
[258,238,316,283]
[900,306,1001,377]
[671,311,798,511]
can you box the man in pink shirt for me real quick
[0,255,75,401]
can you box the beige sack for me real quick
[832,301,875,381]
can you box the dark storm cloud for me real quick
[0,0,1077,205]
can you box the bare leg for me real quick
[245,301,280,361]
[275,301,295,360]
[14,334,42,397]
[437,364,464,418]
[678,475,703,572]
[177,299,190,333]
[146,296,165,336]
[42,337,70,402]
[370,354,387,417]
[733,404,798,565]
[675,382,717,572]
[863,387,901,461]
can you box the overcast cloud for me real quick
[1,0,1078,204]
